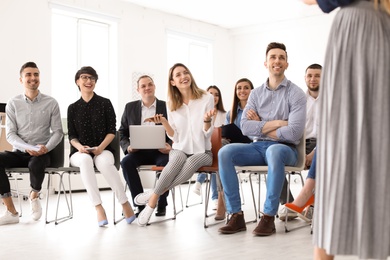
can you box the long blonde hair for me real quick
[167,63,206,111]
[374,0,390,14]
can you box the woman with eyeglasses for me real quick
[67,66,135,227]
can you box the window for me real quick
[51,4,118,122]
[167,31,213,90]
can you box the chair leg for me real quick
[176,185,184,215]
[113,192,125,225]
[45,171,73,225]
[284,172,311,232]
[113,184,128,225]
[147,185,183,225]
[13,175,23,217]
[247,173,258,224]
[185,176,202,208]
[238,172,245,205]
[203,172,226,228]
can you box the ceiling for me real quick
[122,0,323,29]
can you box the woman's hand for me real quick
[204,109,216,122]
[159,143,171,154]
[144,114,168,124]
[91,146,103,156]
[302,0,318,5]
[79,146,95,154]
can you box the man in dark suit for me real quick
[119,75,171,217]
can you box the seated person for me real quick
[217,42,306,236]
[119,75,170,217]
[68,66,135,226]
[279,63,321,221]
[0,62,63,225]
[213,78,254,220]
[134,63,214,226]
[193,85,226,210]
[285,149,316,222]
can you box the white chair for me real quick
[235,135,307,232]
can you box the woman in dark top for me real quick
[68,66,135,227]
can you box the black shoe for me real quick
[155,207,166,217]
[135,206,145,218]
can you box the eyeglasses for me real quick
[79,75,96,82]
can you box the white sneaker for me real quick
[212,199,218,210]
[137,205,155,227]
[134,190,154,206]
[30,198,42,221]
[278,205,298,221]
[192,182,202,196]
[0,210,20,225]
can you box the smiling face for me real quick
[20,67,40,91]
[170,65,192,92]
[137,76,156,101]
[76,73,96,94]
[264,48,289,78]
[235,81,252,102]
[305,68,321,92]
[208,87,220,107]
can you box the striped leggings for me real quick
[154,149,212,195]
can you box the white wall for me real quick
[226,12,336,107]
[0,0,335,115]
[0,0,233,116]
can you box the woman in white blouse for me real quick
[135,63,215,226]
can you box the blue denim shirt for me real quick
[225,105,244,128]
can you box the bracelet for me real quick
[204,120,212,123]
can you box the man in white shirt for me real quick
[119,75,171,217]
[279,63,321,221]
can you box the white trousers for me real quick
[70,150,128,206]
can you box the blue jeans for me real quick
[196,173,218,200]
[307,150,317,180]
[218,141,298,216]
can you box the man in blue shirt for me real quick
[218,42,306,236]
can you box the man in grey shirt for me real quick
[0,62,63,225]
[218,42,306,236]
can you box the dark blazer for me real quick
[118,98,171,155]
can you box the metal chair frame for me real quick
[235,136,309,232]
[5,136,73,225]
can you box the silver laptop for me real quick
[129,125,166,149]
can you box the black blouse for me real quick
[67,93,116,156]
[317,0,357,13]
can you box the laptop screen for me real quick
[129,125,166,149]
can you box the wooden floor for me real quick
[1,173,374,260]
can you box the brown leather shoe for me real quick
[252,215,276,236]
[214,191,226,221]
[218,211,246,234]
